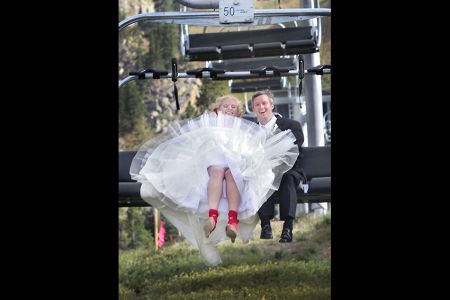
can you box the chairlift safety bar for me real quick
[119,8,331,31]
[119,67,330,88]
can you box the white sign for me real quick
[219,0,254,24]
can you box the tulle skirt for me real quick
[130,112,299,265]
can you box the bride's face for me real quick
[218,98,240,116]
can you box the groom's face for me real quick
[252,94,274,123]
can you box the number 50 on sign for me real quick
[219,0,254,24]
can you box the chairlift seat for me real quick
[185,26,318,61]
[119,145,331,206]
[296,146,331,203]
[230,78,284,93]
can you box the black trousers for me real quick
[258,173,298,221]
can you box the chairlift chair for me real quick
[183,25,319,61]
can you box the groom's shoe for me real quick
[279,228,293,243]
[260,224,273,239]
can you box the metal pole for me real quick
[301,0,324,147]
[300,0,325,215]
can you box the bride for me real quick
[130,95,298,266]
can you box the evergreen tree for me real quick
[197,79,230,112]
[139,0,180,70]
[181,101,199,119]
[118,207,128,249]
[119,0,182,150]
[119,81,145,136]
[123,207,150,249]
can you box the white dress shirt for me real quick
[260,115,277,136]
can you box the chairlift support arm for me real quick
[119,75,138,88]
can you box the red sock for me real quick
[209,209,218,224]
[228,210,239,225]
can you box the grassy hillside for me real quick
[119,212,331,299]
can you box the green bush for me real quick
[120,257,330,299]
[119,213,331,299]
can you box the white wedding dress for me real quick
[130,111,299,266]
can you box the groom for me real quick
[252,90,305,243]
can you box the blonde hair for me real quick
[213,95,243,116]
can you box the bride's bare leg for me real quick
[204,166,226,237]
[207,166,225,210]
[224,169,240,243]
[224,169,240,211]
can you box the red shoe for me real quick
[203,209,218,238]
[226,210,239,243]
[225,223,238,243]
[203,217,217,238]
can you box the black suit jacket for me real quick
[275,115,306,184]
